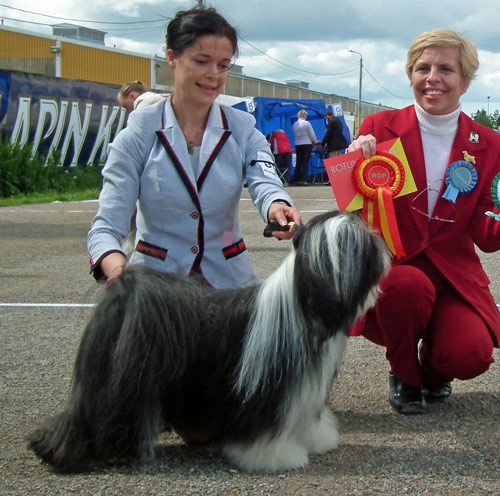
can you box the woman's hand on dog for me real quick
[100,252,128,283]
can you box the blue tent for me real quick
[233,97,328,147]
[233,96,351,181]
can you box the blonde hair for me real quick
[118,80,147,98]
[297,110,308,119]
[406,29,479,84]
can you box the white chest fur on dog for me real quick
[29,211,390,473]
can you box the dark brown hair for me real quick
[166,7,238,57]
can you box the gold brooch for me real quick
[462,150,476,164]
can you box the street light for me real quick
[349,50,363,136]
[487,96,491,114]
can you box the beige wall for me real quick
[0,25,393,120]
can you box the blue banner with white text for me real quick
[0,70,127,167]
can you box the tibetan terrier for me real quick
[28,211,389,473]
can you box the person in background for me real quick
[117,82,168,253]
[291,109,320,185]
[349,28,500,414]
[269,128,292,185]
[321,111,349,158]
[88,7,301,288]
[117,80,166,112]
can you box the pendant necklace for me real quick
[183,127,204,155]
[186,140,195,155]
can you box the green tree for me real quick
[493,109,500,129]
[471,108,499,129]
[471,108,494,128]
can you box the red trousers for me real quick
[355,255,495,388]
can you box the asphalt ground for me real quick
[1,185,498,495]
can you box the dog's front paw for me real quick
[222,435,309,473]
[302,408,340,454]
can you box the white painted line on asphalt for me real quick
[2,208,332,214]
[1,209,94,213]
[239,198,335,202]
[0,303,94,308]
[240,209,330,214]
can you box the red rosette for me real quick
[352,151,406,259]
[353,151,405,199]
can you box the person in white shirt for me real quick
[117,81,167,112]
[291,110,320,185]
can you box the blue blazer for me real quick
[88,99,293,289]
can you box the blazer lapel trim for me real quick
[197,107,232,191]
[156,129,201,212]
[155,129,206,272]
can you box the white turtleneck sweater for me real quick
[414,102,461,215]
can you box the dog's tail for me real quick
[28,265,194,472]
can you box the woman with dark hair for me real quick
[88,7,301,288]
[349,29,500,414]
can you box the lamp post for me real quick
[349,50,363,136]
[487,96,490,114]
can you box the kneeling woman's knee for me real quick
[379,265,435,314]
[434,338,494,380]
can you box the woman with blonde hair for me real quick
[291,109,320,185]
[349,28,499,414]
[117,81,166,112]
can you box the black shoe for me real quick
[388,372,427,414]
[422,382,452,403]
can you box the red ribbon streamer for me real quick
[377,187,406,259]
[354,153,406,259]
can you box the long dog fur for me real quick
[28,211,390,473]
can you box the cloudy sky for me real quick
[2,0,499,117]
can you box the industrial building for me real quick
[0,23,392,124]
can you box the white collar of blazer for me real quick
[160,99,231,173]
[157,100,232,192]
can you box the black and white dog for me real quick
[29,211,389,473]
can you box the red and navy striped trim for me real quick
[155,107,231,274]
[156,130,205,271]
[222,239,246,259]
[136,240,167,261]
[197,129,231,191]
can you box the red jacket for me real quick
[358,105,500,345]
[269,130,292,155]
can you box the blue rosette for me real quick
[442,160,478,203]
